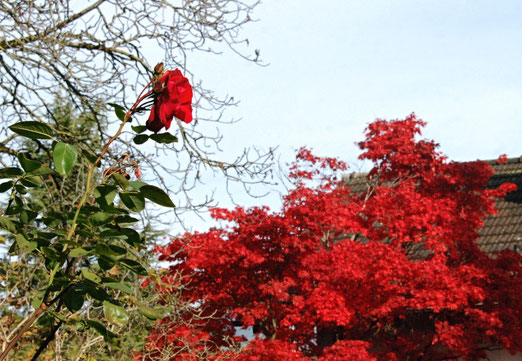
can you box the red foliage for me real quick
[143,115,521,360]
[236,340,309,361]
[497,154,508,164]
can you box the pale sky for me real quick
[190,0,521,161]
[166,0,521,228]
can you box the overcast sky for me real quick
[165,0,522,228]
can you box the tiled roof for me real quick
[342,156,522,255]
[478,156,522,253]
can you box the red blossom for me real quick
[146,69,193,133]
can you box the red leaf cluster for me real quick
[143,115,521,360]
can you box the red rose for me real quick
[146,69,193,133]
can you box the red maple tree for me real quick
[141,115,521,361]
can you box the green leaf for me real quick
[119,191,145,212]
[84,284,110,301]
[95,244,119,258]
[104,282,133,295]
[0,216,17,234]
[131,125,148,134]
[133,134,149,145]
[81,268,101,283]
[14,184,27,194]
[139,185,175,208]
[129,180,147,190]
[103,301,129,327]
[8,242,16,254]
[99,228,126,239]
[47,264,61,288]
[108,245,127,255]
[6,196,23,215]
[0,181,14,193]
[94,185,117,208]
[114,215,139,224]
[86,320,117,340]
[120,228,141,246]
[9,121,54,139]
[16,234,37,253]
[41,247,63,262]
[89,212,113,226]
[69,247,91,258]
[107,103,127,122]
[43,216,61,228]
[119,259,147,275]
[82,149,99,165]
[98,256,116,270]
[29,199,46,211]
[17,153,41,172]
[150,133,178,144]
[0,167,23,178]
[138,304,163,320]
[19,210,37,224]
[53,142,78,175]
[37,231,61,239]
[64,290,84,313]
[20,176,42,188]
[26,165,57,176]
[31,298,43,310]
[112,173,129,190]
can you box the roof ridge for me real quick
[481,156,522,165]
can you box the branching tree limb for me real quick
[0,0,273,218]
